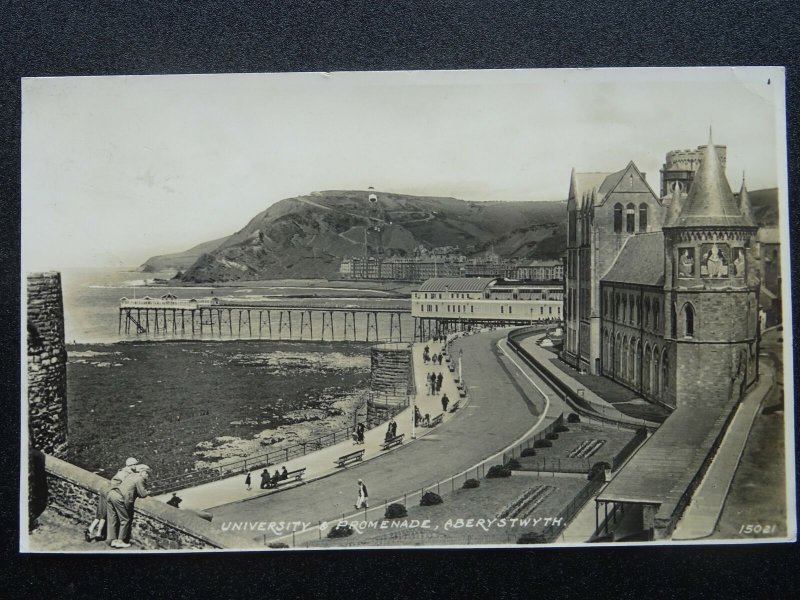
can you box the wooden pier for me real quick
[118,296,410,342]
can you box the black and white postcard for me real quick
[21,67,794,551]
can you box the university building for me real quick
[563,137,760,410]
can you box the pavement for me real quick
[203,327,565,545]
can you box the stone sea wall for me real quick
[44,454,256,550]
[27,272,68,458]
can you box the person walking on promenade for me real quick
[355,479,369,509]
[389,417,397,438]
[85,457,139,542]
[441,393,450,413]
[436,372,443,393]
[106,465,151,548]
[357,422,365,445]
[260,468,270,489]
[414,405,422,426]
[245,471,252,491]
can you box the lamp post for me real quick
[412,400,416,439]
[458,348,463,383]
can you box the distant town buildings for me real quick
[339,249,563,283]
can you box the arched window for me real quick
[613,203,623,233]
[615,333,622,374]
[639,203,648,232]
[628,294,635,324]
[653,301,660,330]
[633,339,640,387]
[684,303,695,337]
[653,346,661,397]
[662,349,669,395]
[643,343,651,394]
[644,298,651,327]
[621,335,628,380]
[626,203,636,233]
[615,294,621,320]
[627,338,635,382]
[603,329,610,371]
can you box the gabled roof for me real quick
[571,162,661,209]
[418,278,496,293]
[570,169,612,205]
[601,232,665,287]
[666,137,755,228]
[598,166,630,195]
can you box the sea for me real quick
[60,267,413,344]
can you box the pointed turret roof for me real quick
[738,175,757,227]
[665,181,684,226]
[666,134,754,228]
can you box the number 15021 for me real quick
[739,524,777,535]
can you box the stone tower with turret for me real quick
[661,135,759,408]
[660,144,727,198]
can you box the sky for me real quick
[21,67,786,271]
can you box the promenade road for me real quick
[209,328,565,543]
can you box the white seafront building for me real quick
[411,277,563,339]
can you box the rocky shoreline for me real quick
[192,385,369,469]
[66,340,372,480]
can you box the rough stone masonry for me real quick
[27,272,68,458]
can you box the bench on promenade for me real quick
[380,433,405,451]
[448,362,455,372]
[458,387,467,398]
[449,400,460,413]
[334,449,366,468]
[429,413,444,427]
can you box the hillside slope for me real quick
[140,236,230,272]
[171,190,567,282]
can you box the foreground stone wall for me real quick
[27,272,68,458]
[44,454,258,550]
